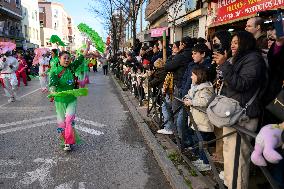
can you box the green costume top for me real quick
[49,55,84,103]
[50,56,59,68]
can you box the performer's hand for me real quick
[183,99,192,106]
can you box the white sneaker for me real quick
[219,171,224,180]
[8,97,15,103]
[157,129,173,135]
[63,144,71,151]
[196,163,211,172]
[192,159,204,165]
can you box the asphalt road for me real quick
[0,70,171,189]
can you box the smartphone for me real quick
[274,10,284,38]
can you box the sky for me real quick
[54,0,107,40]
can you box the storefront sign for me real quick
[211,0,284,25]
[150,27,168,37]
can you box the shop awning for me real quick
[208,0,284,27]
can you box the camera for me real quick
[212,43,225,54]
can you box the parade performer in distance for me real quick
[33,48,50,92]
[50,49,60,68]
[0,42,19,103]
[16,52,28,87]
[48,41,91,151]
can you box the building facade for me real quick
[21,0,41,49]
[0,0,24,45]
[38,0,70,49]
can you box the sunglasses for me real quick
[268,38,276,41]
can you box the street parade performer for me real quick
[48,40,91,151]
[33,48,50,92]
[0,42,19,103]
[50,49,60,68]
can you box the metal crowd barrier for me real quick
[111,66,280,189]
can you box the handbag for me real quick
[266,81,284,121]
[206,83,260,128]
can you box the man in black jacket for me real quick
[161,36,194,146]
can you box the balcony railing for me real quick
[0,28,24,39]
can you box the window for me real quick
[4,0,11,3]
[24,25,28,38]
[33,28,36,39]
[36,30,39,40]
[35,11,38,21]
[39,7,44,13]
[54,22,57,30]
[40,21,44,27]
[53,10,58,18]
[16,0,20,8]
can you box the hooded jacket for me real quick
[184,82,214,132]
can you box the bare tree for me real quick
[89,0,145,53]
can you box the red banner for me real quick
[211,0,284,25]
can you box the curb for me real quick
[110,74,189,189]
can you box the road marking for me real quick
[18,158,56,188]
[54,181,75,189]
[0,88,41,107]
[0,117,105,136]
[75,117,107,128]
[0,172,18,179]
[0,106,52,113]
[0,116,56,129]
[78,182,87,189]
[75,124,104,135]
[0,120,57,135]
[0,159,22,166]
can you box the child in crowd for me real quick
[183,65,214,171]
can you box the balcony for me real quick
[0,27,24,39]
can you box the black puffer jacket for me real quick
[149,68,167,89]
[164,48,193,89]
[220,51,266,118]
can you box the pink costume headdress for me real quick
[32,48,50,65]
[0,42,16,55]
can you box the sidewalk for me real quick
[110,73,213,189]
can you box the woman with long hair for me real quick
[213,31,266,189]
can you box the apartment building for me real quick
[0,0,24,45]
[21,0,41,49]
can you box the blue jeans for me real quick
[162,94,174,131]
[192,131,214,164]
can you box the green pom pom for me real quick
[77,23,105,53]
[50,35,66,46]
[48,88,88,98]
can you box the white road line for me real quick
[75,124,104,135]
[0,115,56,129]
[0,88,41,107]
[0,172,18,179]
[75,117,107,128]
[0,159,22,166]
[0,120,57,135]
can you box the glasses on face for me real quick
[268,38,276,41]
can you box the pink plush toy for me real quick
[251,124,283,166]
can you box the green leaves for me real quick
[77,23,105,53]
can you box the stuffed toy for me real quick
[251,124,284,166]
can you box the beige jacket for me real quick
[184,82,214,132]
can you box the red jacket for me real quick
[17,58,27,73]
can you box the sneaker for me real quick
[196,163,211,172]
[219,171,224,180]
[8,97,15,103]
[192,159,204,165]
[63,144,71,151]
[157,129,173,135]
